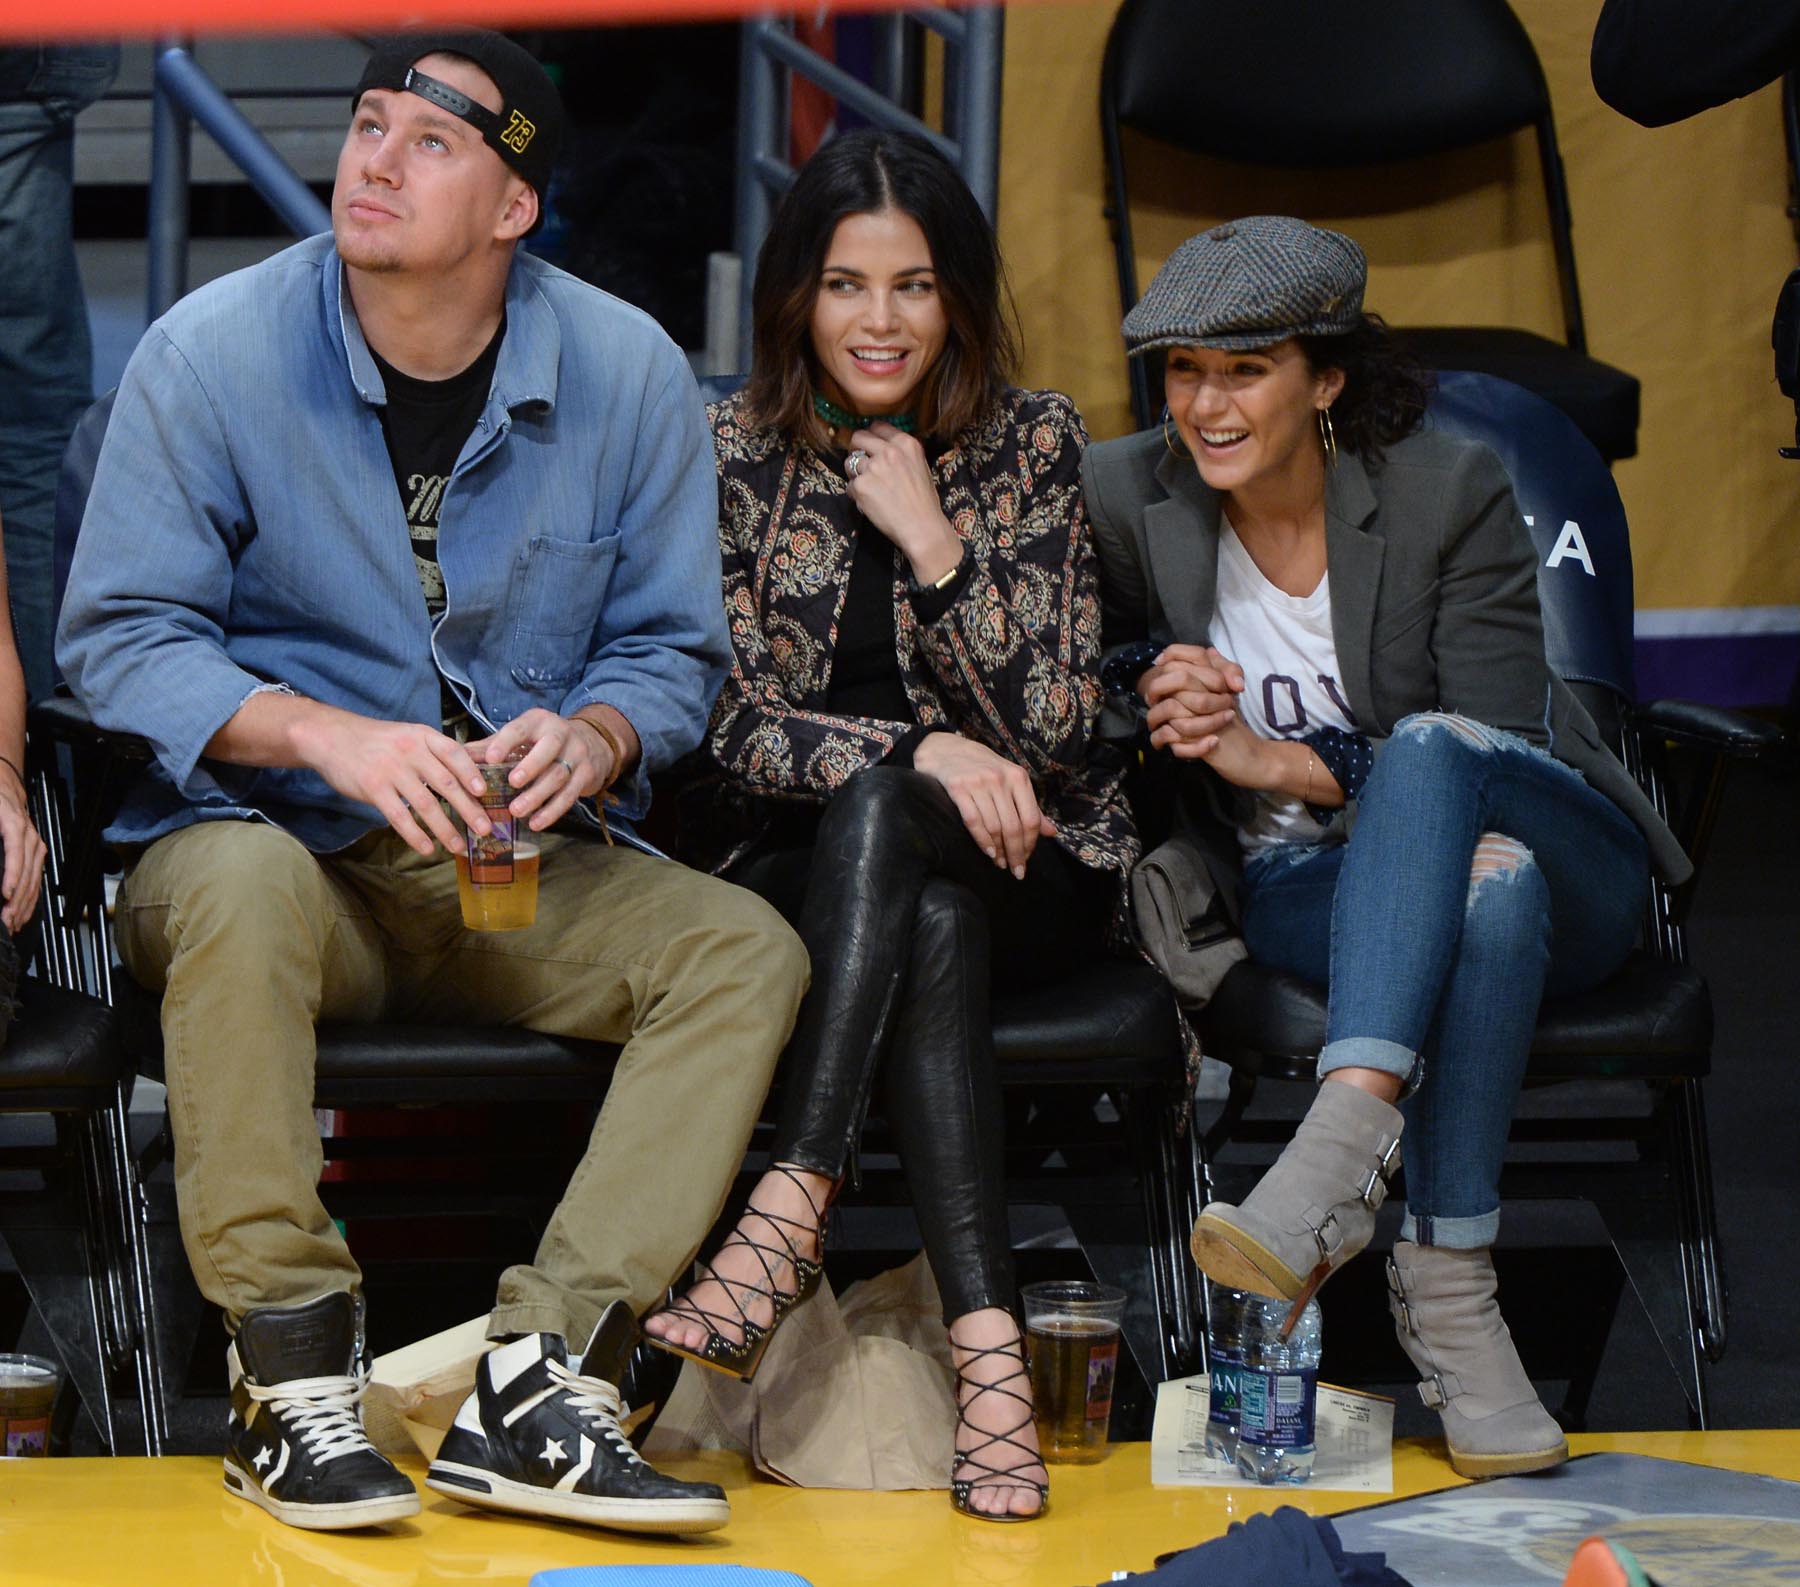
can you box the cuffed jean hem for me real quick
[1318,1035,1421,1092]
[1400,1208,1500,1249]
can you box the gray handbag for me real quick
[1129,833,1248,1011]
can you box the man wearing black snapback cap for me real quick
[59,31,807,1536]
[349,30,564,236]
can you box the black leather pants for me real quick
[725,767,1106,1321]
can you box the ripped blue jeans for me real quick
[1239,712,1649,1249]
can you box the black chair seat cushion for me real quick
[0,978,125,1102]
[1202,949,1711,1080]
[120,953,1183,1099]
[119,978,619,1103]
[994,957,1181,1086]
[1398,328,1640,462]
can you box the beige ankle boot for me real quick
[1387,1241,1568,1479]
[1190,1081,1403,1312]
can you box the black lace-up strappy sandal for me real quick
[646,1165,833,1383]
[950,1331,1050,1523]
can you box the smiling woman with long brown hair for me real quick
[643,128,1138,1521]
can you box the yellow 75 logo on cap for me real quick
[501,110,536,154]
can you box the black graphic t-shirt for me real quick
[370,317,505,734]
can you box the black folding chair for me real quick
[0,933,164,1452]
[1101,0,1641,461]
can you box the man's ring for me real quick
[845,448,867,480]
[556,758,576,778]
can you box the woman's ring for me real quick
[556,758,576,778]
[845,448,868,480]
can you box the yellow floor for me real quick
[2,1432,1796,1586]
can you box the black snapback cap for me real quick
[353,30,564,210]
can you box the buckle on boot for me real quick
[1384,1256,1416,1334]
[1417,1370,1465,1409]
[1312,1210,1344,1263]
[1361,1136,1401,1207]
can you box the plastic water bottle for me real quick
[1234,1293,1322,1485]
[1203,1282,1246,1463]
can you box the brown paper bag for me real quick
[642,1252,956,1490]
[365,1315,493,1459]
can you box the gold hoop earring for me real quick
[1318,406,1339,468]
[1163,412,1188,460]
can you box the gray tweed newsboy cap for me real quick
[1123,215,1366,355]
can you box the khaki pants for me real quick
[116,819,808,1344]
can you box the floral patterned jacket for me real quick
[683,386,1141,885]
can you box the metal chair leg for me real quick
[101,1087,166,1453]
[1130,1089,1179,1383]
[1669,1079,1722,1429]
[70,1112,124,1453]
[1132,1084,1206,1382]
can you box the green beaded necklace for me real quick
[812,392,917,435]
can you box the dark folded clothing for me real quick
[1102,1505,1412,1587]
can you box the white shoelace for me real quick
[243,1369,375,1464]
[544,1358,646,1468]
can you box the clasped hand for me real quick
[1139,643,1267,787]
[305,708,615,857]
[913,731,1054,878]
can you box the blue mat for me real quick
[1328,1452,1800,1586]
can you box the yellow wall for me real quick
[996,0,1800,615]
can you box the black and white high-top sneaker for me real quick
[426,1299,729,1534]
[224,1292,420,1530]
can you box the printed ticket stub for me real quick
[1149,1373,1395,1492]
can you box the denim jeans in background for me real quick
[0,45,118,700]
[1239,711,1650,1250]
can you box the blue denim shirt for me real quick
[56,234,729,852]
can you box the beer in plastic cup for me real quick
[459,759,539,931]
[1021,1280,1126,1463]
[0,1354,61,1457]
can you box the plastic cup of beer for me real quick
[456,759,539,931]
[1021,1279,1127,1463]
[0,1353,62,1457]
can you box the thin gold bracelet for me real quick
[1303,749,1316,807]
[0,753,23,789]
[925,553,965,591]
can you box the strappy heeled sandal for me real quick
[949,1333,1049,1523]
[646,1166,832,1383]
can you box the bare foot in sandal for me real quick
[643,1165,833,1379]
[949,1308,1049,1521]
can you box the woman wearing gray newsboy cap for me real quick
[1084,216,1686,1479]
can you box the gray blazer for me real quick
[1081,425,1689,884]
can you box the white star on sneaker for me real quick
[253,1445,274,1471]
[539,1436,567,1468]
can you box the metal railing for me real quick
[141,18,1006,371]
[733,6,1004,368]
[145,41,333,321]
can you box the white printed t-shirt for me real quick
[1207,520,1359,855]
